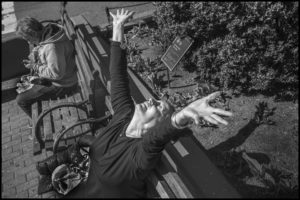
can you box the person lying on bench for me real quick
[60,9,233,198]
[15,17,78,118]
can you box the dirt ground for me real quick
[126,28,299,198]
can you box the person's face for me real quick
[20,33,40,45]
[135,98,173,130]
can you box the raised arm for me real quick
[109,9,135,114]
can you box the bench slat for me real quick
[66,94,81,145]
[32,102,42,155]
[42,100,54,151]
[73,93,92,138]
[74,40,95,116]
[157,156,193,198]
[147,171,176,198]
[59,97,73,146]
[49,98,65,149]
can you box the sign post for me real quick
[161,36,194,88]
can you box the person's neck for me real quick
[125,114,143,138]
[125,118,141,138]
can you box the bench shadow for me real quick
[2,89,18,104]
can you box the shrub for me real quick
[152,2,298,101]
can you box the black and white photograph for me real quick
[2,1,298,198]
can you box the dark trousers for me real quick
[16,84,79,117]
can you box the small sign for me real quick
[161,36,194,71]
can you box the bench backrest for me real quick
[61,12,97,117]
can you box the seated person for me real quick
[15,17,78,118]
[61,9,233,198]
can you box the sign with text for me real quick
[161,36,194,71]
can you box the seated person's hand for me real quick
[174,91,233,127]
[22,59,35,69]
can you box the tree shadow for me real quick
[209,119,259,153]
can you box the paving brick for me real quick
[12,156,26,168]
[2,108,9,115]
[21,140,32,149]
[22,144,33,154]
[11,134,22,142]
[21,128,31,135]
[26,170,39,181]
[16,178,38,193]
[1,129,10,136]
[3,175,26,191]
[28,185,39,198]
[1,187,16,198]
[2,144,10,150]
[1,171,14,182]
[12,143,23,152]
[3,139,22,152]
[2,120,10,128]
[16,190,29,198]
[1,135,12,145]
[24,157,35,167]
[9,106,20,114]
[1,129,11,137]
[2,150,21,162]
[2,160,14,170]
[3,127,21,137]
[21,133,32,143]
[15,164,36,177]
[9,114,20,121]
[1,124,11,132]
[1,145,13,155]
[2,116,10,123]
[21,125,32,132]
[11,118,30,129]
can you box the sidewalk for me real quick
[1,96,57,198]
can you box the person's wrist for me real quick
[112,28,124,43]
[171,111,189,129]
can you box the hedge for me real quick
[152,2,298,101]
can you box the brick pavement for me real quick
[1,98,58,198]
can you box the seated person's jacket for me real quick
[32,23,78,87]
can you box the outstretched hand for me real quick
[109,8,134,27]
[175,91,233,127]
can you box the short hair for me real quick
[16,17,43,38]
